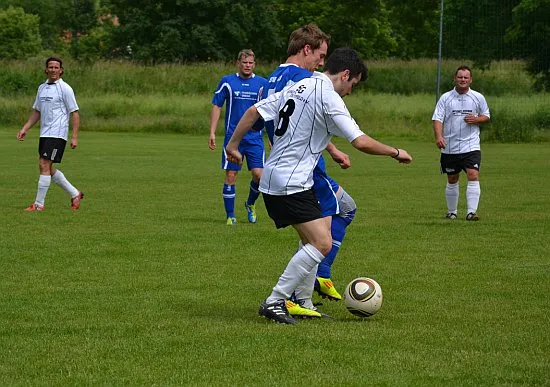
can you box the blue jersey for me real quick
[264,64,312,143]
[264,64,340,215]
[212,73,267,144]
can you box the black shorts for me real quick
[38,137,67,163]
[440,150,481,175]
[262,189,323,229]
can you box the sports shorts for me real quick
[38,137,67,163]
[222,137,264,171]
[313,156,340,217]
[440,150,481,175]
[262,189,323,229]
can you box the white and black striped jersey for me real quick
[432,88,490,154]
[32,78,79,140]
[255,72,365,196]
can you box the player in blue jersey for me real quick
[263,24,358,318]
[209,49,268,225]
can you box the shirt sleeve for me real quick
[62,84,79,113]
[478,94,490,118]
[255,91,282,122]
[32,85,42,111]
[432,94,447,122]
[211,77,228,107]
[323,90,365,142]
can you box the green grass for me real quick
[1,130,549,385]
[0,58,538,96]
[3,92,549,141]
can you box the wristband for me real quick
[391,148,400,159]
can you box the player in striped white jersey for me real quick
[263,24,354,318]
[17,57,84,212]
[226,48,413,324]
[433,66,490,221]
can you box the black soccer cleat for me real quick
[258,300,297,325]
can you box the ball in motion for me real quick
[344,277,383,317]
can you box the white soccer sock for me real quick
[266,243,324,304]
[445,182,459,214]
[52,170,79,198]
[466,181,481,214]
[35,175,51,207]
[293,264,318,303]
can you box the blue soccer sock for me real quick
[223,184,236,218]
[317,209,356,278]
[246,180,260,206]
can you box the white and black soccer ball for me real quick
[344,277,383,317]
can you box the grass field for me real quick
[1,130,549,385]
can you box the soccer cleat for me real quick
[244,202,257,223]
[314,277,342,301]
[226,217,237,225]
[445,212,458,220]
[259,300,297,324]
[286,300,322,319]
[466,212,479,221]
[71,191,84,210]
[24,203,45,212]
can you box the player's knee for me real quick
[317,236,333,256]
[447,174,459,184]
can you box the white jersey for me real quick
[255,72,365,196]
[32,78,79,141]
[432,88,490,154]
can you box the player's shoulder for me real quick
[219,73,238,83]
[58,78,74,91]
[468,88,486,99]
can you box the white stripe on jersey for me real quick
[215,82,233,134]
[256,72,364,196]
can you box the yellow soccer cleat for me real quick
[314,277,342,301]
[285,300,322,319]
[226,217,237,225]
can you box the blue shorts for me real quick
[313,156,340,217]
[222,138,264,171]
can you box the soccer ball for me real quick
[344,277,383,317]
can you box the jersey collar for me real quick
[312,72,334,90]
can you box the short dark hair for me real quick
[46,57,63,68]
[324,48,368,82]
[287,23,331,56]
[455,65,472,77]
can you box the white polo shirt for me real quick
[255,72,365,196]
[32,78,79,141]
[432,88,490,154]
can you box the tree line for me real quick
[0,0,548,89]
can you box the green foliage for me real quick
[1,133,549,384]
[1,59,547,142]
[107,0,284,62]
[506,0,550,90]
[0,0,61,50]
[443,0,521,66]
[387,0,440,58]
[0,6,41,59]
[275,0,398,59]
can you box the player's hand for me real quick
[464,114,478,124]
[435,135,446,149]
[70,137,78,149]
[208,135,216,150]
[394,148,412,164]
[328,148,351,169]
[225,146,243,166]
[16,129,27,141]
